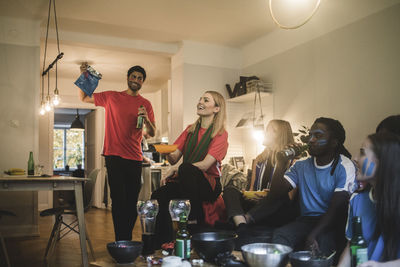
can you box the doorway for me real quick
[53,108,92,176]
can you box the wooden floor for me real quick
[4,208,142,267]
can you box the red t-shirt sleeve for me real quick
[207,131,228,161]
[93,91,108,107]
[174,125,191,152]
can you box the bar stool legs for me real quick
[0,233,11,267]
[44,213,63,260]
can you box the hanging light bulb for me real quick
[39,100,46,115]
[40,0,63,114]
[45,95,52,112]
[53,87,60,106]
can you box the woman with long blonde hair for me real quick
[152,91,228,247]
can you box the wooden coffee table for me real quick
[90,250,244,266]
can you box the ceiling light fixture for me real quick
[40,0,63,115]
[269,0,321,30]
[70,109,85,131]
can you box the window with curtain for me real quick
[53,128,85,170]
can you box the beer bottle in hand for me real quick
[175,214,191,260]
[136,105,144,129]
[278,144,309,160]
[350,216,368,267]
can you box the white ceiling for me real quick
[1,0,276,46]
[1,0,399,93]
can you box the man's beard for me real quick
[128,81,141,91]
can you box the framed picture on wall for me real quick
[231,156,245,172]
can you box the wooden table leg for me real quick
[74,181,89,267]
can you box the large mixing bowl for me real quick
[191,231,237,262]
[289,251,335,267]
[241,243,293,267]
[106,240,143,264]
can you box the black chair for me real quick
[0,210,16,267]
[40,169,100,260]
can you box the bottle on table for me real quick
[28,151,35,175]
[350,216,368,267]
[278,144,309,160]
[175,214,191,260]
[136,105,144,129]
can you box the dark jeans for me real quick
[151,163,221,247]
[105,155,142,241]
[272,216,336,256]
[242,189,299,227]
[223,186,256,220]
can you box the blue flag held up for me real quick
[74,66,102,97]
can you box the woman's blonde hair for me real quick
[188,90,226,138]
[258,119,294,165]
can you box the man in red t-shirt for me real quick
[79,63,156,241]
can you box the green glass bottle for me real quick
[175,214,191,259]
[136,105,144,129]
[279,144,309,159]
[350,216,368,267]
[28,151,35,176]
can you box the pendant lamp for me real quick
[70,109,85,131]
[269,0,321,30]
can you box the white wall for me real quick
[170,48,185,141]
[141,89,164,141]
[0,16,41,236]
[242,5,400,157]
[169,41,256,166]
[182,64,241,127]
[0,16,40,175]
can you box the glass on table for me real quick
[34,165,43,176]
[137,199,159,256]
[168,199,191,234]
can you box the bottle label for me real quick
[356,247,368,264]
[175,239,190,259]
[136,116,143,129]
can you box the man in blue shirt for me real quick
[269,117,356,259]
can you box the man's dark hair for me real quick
[369,132,400,261]
[314,117,352,175]
[127,65,146,81]
[376,115,400,136]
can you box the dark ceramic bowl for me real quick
[106,240,143,264]
[289,251,335,267]
[191,231,238,262]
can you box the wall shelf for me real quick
[226,91,272,103]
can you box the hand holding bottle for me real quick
[136,105,146,129]
[279,143,309,159]
[136,105,148,129]
[276,143,308,169]
[138,105,148,117]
